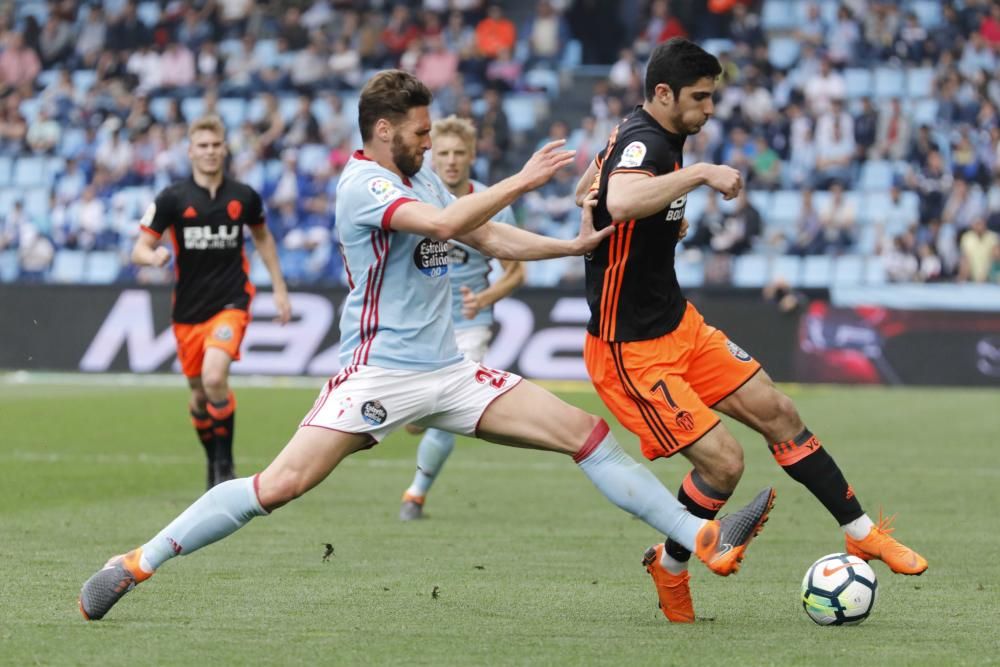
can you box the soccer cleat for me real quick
[642,544,695,623]
[845,512,927,575]
[694,487,776,576]
[399,492,425,521]
[79,549,152,620]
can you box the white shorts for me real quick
[299,359,522,442]
[455,325,492,363]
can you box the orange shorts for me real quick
[173,309,250,378]
[584,302,760,461]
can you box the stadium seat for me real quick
[279,95,300,121]
[253,40,280,67]
[60,127,87,156]
[771,190,802,224]
[865,256,888,285]
[249,252,271,286]
[768,37,800,70]
[0,250,18,283]
[181,98,206,122]
[801,255,832,287]
[731,255,770,288]
[560,39,583,69]
[13,157,46,189]
[856,225,880,255]
[149,96,171,122]
[0,187,18,214]
[85,251,121,284]
[772,255,802,286]
[748,190,772,214]
[906,68,934,98]
[675,256,705,288]
[701,38,734,57]
[524,69,560,97]
[761,0,796,30]
[37,69,59,89]
[71,70,97,94]
[843,68,873,99]
[859,161,894,190]
[136,1,160,27]
[0,155,11,187]
[217,97,245,128]
[298,144,330,174]
[19,97,41,123]
[22,188,48,219]
[909,0,942,27]
[503,95,545,133]
[911,98,938,125]
[15,0,46,23]
[832,254,864,286]
[873,68,905,99]
[49,250,86,283]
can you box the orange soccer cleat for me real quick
[845,512,928,575]
[694,487,776,576]
[642,543,695,623]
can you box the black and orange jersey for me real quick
[140,177,265,324]
[585,106,689,342]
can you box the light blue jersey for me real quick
[447,179,516,330]
[335,151,463,371]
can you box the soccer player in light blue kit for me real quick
[400,115,525,520]
[79,71,775,622]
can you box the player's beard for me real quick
[392,134,423,177]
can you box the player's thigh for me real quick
[201,346,233,391]
[173,322,205,379]
[713,369,803,442]
[474,379,598,455]
[257,425,374,509]
[684,314,762,409]
[455,325,492,363]
[202,309,250,363]
[584,333,720,461]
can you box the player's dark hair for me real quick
[358,69,433,142]
[644,38,722,101]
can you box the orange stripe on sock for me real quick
[771,433,822,466]
[207,391,236,420]
[681,471,727,512]
[191,416,213,429]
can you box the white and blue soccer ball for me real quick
[801,553,878,626]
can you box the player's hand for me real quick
[705,164,743,200]
[517,140,576,191]
[678,217,689,242]
[273,287,292,325]
[460,285,482,320]
[152,246,171,267]
[573,190,615,255]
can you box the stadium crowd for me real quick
[0,0,998,287]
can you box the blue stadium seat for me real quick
[843,68,872,99]
[768,37,800,69]
[49,250,86,283]
[832,254,864,286]
[856,225,879,255]
[15,0,46,23]
[865,256,887,284]
[19,97,41,123]
[748,190,772,214]
[60,127,87,156]
[860,160,894,190]
[906,68,934,98]
[217,97,245,128]
[13,157,46,189]
[181,98,205,121]
[911,98,938,125]
[503,95,543,133]
[37,69,59,88]
[771,190,802,225]
[909,0,942,27]
[731,255,770,288]
[701,38,734,57]
[683,189,708,227]
[524,69,560,97]
[761,0,796,30]
[772,255,802,286]
[136,1,161,27]
[873,68,905,99]
[0,155,11,187]
[0,187,18,214]
[85,251,122,284]
[149,96,171,122]
[560,39,583,69]
[253,40,280,67]
[72,70,97,94]
[298,144,329,174]
[675,256,704,288]
[22,188,48,219]
[800,255,832,287]
[278,95,300,122]
[0,250,18,283]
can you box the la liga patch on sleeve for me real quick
[368,177,403,205]
[617,141,647,168]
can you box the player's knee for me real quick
[772,392,802,431]
[708,434,745,491]
[562,410,603,456]
[201,371,229,397]
[257,470,305,510]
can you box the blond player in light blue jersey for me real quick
[80,71,775,622]
[400,115,525,520]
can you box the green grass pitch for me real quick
[1,377,998,666]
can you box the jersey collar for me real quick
[353,150,413,187]
[635,106,687,152]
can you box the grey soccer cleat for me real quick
[694,487,776,576]
[79,549,151,620]
[399,495,425,521]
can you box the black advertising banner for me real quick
[1,285,998,386]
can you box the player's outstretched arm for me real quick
[131,228,170,267]
[459,191,612,260]
[574,158,599,206]
[607,163,742,221]
[391,140,575,240]
[249,224,291,324]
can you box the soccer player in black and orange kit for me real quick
[575,39,927,623]
[133,114,291,489]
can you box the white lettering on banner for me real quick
[80,290,177,372]
[483,299,534,369]
[515,297,590,380]
[231,293,335,374]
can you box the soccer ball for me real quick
[801,553,878,626]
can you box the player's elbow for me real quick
[605,192,633,221]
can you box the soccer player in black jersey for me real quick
[133,115,291,488]
[575,39,926,623]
